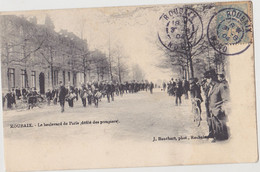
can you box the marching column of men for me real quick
[3,69,229,143]
[2,80,155,112]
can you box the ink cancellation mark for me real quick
[158,7,203,52]
[207,8,252,56]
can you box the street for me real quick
[3,88,210,171]
[4,88,209,142]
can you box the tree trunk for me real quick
[189,56,194,78]
[5,44,11,91]
[186,58,189,80]
[184,68,187,80]
[119,69,121,83]
[50,49,54,89]
[117,57,121,83]
[109,62,113,81]
[51,64,54,89]
[83,57,86,83]
[183,15,194,79]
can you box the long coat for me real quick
[207,81,229,117]
[190,83,203,101]
[59,86,67,101]
[175,81,183,97]
[206,81,229,140]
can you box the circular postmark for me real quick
[158,7,203,52]
[207,8,252,56]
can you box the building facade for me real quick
[0,15,91,93]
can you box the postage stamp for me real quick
[207,2,253,55]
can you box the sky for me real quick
[9,5,175,82]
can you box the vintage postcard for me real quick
[0,1,258,171]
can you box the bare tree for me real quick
[110,44,129,83]
[157,5,216,79]
[1,15,45,89]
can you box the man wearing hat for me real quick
[80,83,87,107]
[59,81,67,113]
[204,69,229,142]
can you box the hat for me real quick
[189,78,195,83]
[218,73,225,78]
[204,69,216,79]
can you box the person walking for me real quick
[175,79,183,106]
[163,82,166,91]
[15,87,21,100]
[111,82,115,101]
[46,89,52,106]
[67,90,76,107]
[80,84,87,107]
[183,78,190,99]
[105,81,112,103]
[59,81,67,113]
[149,82,154,94]
[5,90,15,109]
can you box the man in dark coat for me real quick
[52,87,59,105]
[149,82,154,94]
[175,79,183,105]
[111,82,115,101]
[15,87,21,100]
[22,87,27,99]
[119,83,124,96]
[163,82,166,91]
[125,82,129,93]
[131,82,134,94]
[183,79,190,99]
[59,81,67,113]
[80,84,87,107]
[46,89,52,106]
[105,81,112,103]
[5,90,15,109]
[75,88,79,101]
[204,70,229,142]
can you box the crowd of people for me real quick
[164,69,230,142]
[56,80,155,113]
[2,80,155,112]
[2,87,44,110]
[3,69,229,143]
[164,78,190,106]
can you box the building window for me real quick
[8,68,15,88]
[21,69,27,88]
[31,71,36,88]
[68,72,70,82]
[54,70,59,86]
[63,71,65,85]
[73,73,77,86]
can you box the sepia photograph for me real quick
[0,0,258,171]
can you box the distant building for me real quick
[0,15,103,93]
